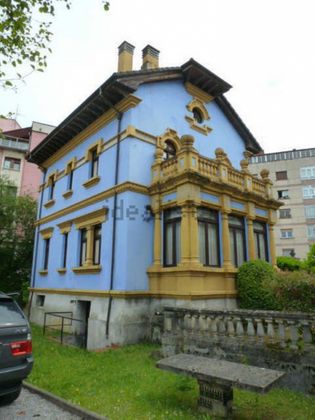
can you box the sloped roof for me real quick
[27,59,263,165]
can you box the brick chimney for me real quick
[118,41,135,72]
[141,45,160,70]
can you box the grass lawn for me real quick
[28,324,315,419]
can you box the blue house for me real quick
[28,42,280,349]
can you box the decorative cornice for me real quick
[42,95,142,168]
[35,181,149,226]
[39,227,54,239]
[149,170,280,211]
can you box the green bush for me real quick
[236,260,279,310]
[304,244,315,274]
[276,256,303,271]
[274,271,315,312]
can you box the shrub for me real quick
[304,244,315,274]
[274,271,315,312]
[236,260,279,310]
[276,256,303,271]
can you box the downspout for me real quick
[106,111,123,339]
[28,168,47,319]
[98,88,124,339]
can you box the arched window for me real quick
[193,107,204,124]
[163,140,177,160]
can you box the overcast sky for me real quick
[1,0,315,153]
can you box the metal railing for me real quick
[0,137,29,151]
[43,311,88,349]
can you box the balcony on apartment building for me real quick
[0,136,29,152]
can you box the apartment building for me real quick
[249,148,315,259]
[0,118,54,198]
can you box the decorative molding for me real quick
[186,98,210,120]
[38,270,48,276]
[57,221,72,234]
[42,95,142,168]
[35,181,149,226]
[185,82,214,103]
[62,189,73,199]
[157,128,181,152]
[39,227,54,239]
[82,176,100,189]
[185,97,212,135]
[65,157,77,174]
[73,208,107,230]
[57,268,67,274]
[85,138,103,161]
[185,116,212,136]
[43,199,55,209]
[72,265,102,274]
[29,287,237,300]
[41,125,156,191]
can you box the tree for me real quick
[0,0,109,89]
[0,176,37,305]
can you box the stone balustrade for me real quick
[163,307,315,353]
[159,152,269,197]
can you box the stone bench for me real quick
[157,353,285,418]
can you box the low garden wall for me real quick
[159,307,315,394]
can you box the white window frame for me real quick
[307,225,315,238]
[280,229,293,239]
[305,206,315,218]
[300,166,315,180]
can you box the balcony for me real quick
[153,143,269,198]
[0,137,29,152]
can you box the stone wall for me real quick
[159,307,315,394]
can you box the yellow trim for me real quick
[157,128,181,152]
[42,95,142,168]
[65,157,77,174]
[41,125,157,191]
[35,181,149,226]
[43,199,55,208]
[57,268,67,274]
[72,265,102,274]
[38,270,48,276]
[39,227,54,239]
[73,208,107,229]
[29,287,237,300]
[85,138,103,161]
[57,221,72,234]
[47,170,57,184]
[185,82,214,103]
[62,189,73,199]
[186,98,210,120]
[82,176,100,189]
[185,116,212,135]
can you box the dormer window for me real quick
[163,140,176,160]
[193,107,204,124]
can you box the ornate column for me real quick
[189,206,200,266]
[153,211,162,266]
[268,223,276,266]
[85,226,94,266]
[180,205,190,266]
[247,217,256,260]
[221,211,233,269]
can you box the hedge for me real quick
[237,260,315,312]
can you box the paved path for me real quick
[0,388,81,419]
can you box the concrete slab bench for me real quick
[157,354,285,418]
